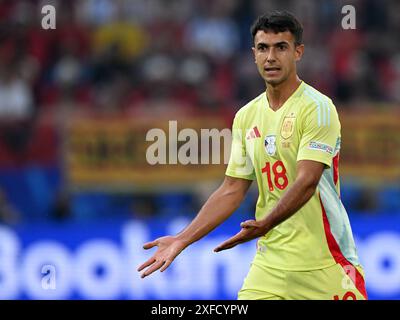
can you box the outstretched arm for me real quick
[214,160,325,252]
[138,176,252,278]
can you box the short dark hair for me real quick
[251,11,303,46]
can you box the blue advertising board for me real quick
[0,214,399,300]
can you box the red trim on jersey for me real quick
[253,126,261,138]
[332,153,340,186]
[319,196,368,299]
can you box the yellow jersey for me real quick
[226,81,361,271]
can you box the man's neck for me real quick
[266,75,302,111]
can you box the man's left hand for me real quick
[214,220,268,252]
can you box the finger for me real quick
[137,257,156,272]
[160,259,173,272]
[143,240,158,250]
[141,260,165,278]
[214,239,241,252]
[214,234,243,252]
[240,220,257,228]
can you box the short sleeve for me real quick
[225,114,256,180]
[297,101,340,167]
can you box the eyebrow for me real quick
[256,41,290,48]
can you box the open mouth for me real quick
[264,67,281,72]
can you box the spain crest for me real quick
[281,113,296,140]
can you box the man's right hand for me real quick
[137,236,187,278]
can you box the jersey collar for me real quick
[264,80,305,114]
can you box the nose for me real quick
[266,48,276,63]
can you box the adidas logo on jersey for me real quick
[246,126,261,140]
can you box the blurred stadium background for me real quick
[0,0,399,300]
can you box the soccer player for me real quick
[138,11,367,300]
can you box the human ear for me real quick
[295,44,304,61]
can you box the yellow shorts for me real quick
[238,262,367,300]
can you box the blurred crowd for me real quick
[0,0,399,222]
[0,0,399,120]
